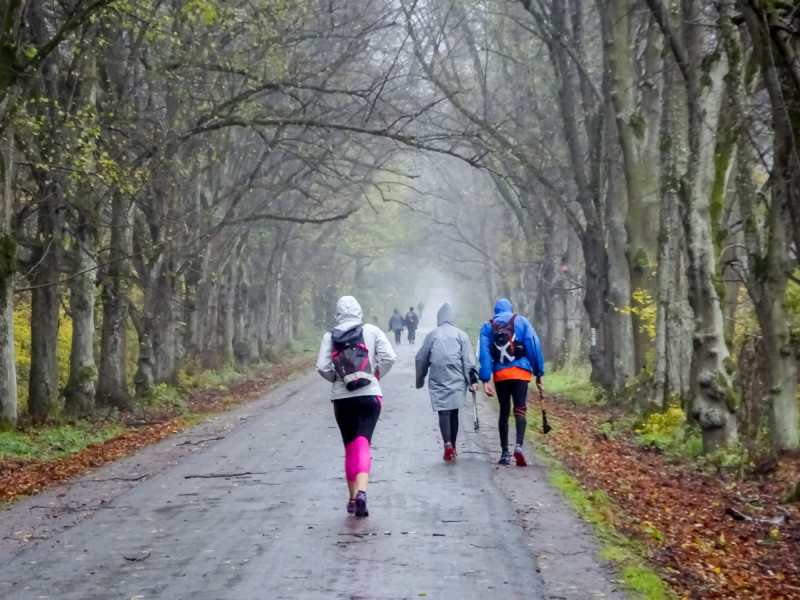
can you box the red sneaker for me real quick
[513,445,527,467]
[443,443,455,461]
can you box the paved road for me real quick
[0,339,627,600]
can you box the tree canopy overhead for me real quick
[0,0,797,460]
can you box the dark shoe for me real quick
[443,443,454,461]
[355,490,368,517]
[498,451,511,465]
[514,445,527,467]
[346,499,356,514]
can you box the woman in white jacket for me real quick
[317,296,396,517]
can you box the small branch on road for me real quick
[90,475,148,482]
[184,472,266,479]
[122,551,151,562]
[176,437,225,446]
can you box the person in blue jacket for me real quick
[478,298,544,466]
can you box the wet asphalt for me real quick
[0,338,616,600]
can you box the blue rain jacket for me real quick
[478,298,544,382]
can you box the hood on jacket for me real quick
[437,302,455,326]
[334,296,363,332]
[493,298,513,317]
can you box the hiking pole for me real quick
[539,388,552,434]
[472,390,480,431]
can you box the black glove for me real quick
[469,368,479,386]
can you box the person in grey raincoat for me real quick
[415,303,478,461]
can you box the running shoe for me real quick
[355,490,368,517]
[498,451,511,465]
[514,444,527,467]
[443,443,455,461]
[346,499,356,514]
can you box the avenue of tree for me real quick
[0,0,799,458]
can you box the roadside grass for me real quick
[543,363,599,407]
[0,423,124,461]
[531,438,677,600]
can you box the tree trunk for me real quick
[233,258,253,366]
[97,193,131,409]
[216,262,235,367]
[152,265,178,383]
[599,0,663,375]
[682,47,738,451]
[736,26,800,451]
[647,0,739,450]
[0,126,16,427]
[604,99,635,390]
[653,53,692,409]
[132,310,155,398]
[582,228,615,391]
[64,223,98,416]
[549,1,618,392]
[27,187,61,420]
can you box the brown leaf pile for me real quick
[0,357,313,504]
[538,399,800,600]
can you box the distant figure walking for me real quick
[415,303,478,461]
[404,306,419,344]
[478,298,544,467]
[417,301,425,320]
[388,308,404,344]
[317,296,396,517]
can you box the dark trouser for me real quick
[393,329,401,344]
[407,327,416,343]
[495,379,529,451]
[438,409,459,445]
[333,396,382,445]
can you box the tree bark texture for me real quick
[27,184,61,420]
[0,126,16,426]
[64,224,98,416]
[97,194,132,409]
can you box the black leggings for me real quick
[332,396,382,445]
[495,379,529,451]
[438,409,459,445]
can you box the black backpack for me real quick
[406,312,416,327]
[490,314,525,364]
[330,325,373,391]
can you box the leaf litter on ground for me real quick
[536,397,800,600]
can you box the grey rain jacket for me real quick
[317,296,396,400]
[414,303,477,412]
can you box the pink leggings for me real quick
[333,396,382,482]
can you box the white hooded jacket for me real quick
[316,296,396,400]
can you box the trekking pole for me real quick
[539,388,552,434]
[472,390,480,431]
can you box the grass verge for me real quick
[531,437,677,600]
[543,363,599,407]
